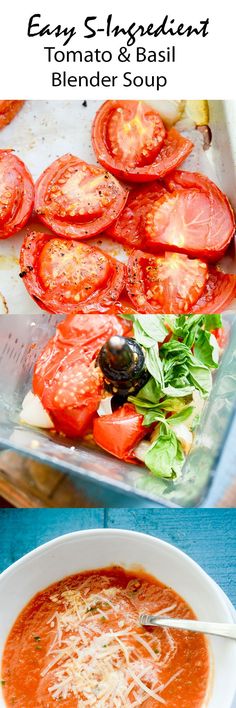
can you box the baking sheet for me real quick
[0,99,236,313]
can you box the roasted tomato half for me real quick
[106,182,167,248]
[93,403,147,462]
[20,232,125,314]
[34,154,128,239]
[92,101,193,182]
[33,314,129,437]
[0,101,24,130]
[144,170,236,261]
[126,250,236,314]
[0,150,34,239]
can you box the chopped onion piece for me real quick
[20,390,53,428]
[171,423,193,454]
[147,100,184,127]
[135,440,152,462]
[175,117,196,132]
[97,396,113,416]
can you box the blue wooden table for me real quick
[0,508,235,606]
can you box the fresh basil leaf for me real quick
[188,364,212,396]
[133,321,156,348]
[135,315,168,343]
[194,329,219,368]
[157,397,191,412]
[145,347,164,387]
[168,315,203,343]
[129,398,160,411]
[172,441,185,477]
[183,320,203,348]
[144,424,179,478]
[168,405,194,425]
[123,314,220,483]
[160,339,190,356]
[164,383,195,397]
[130,377,161,405]
[204,314,222,331]
[161,343,192,388]
[163,361,190,384]
[130,392,192,425]
[140,410,166,426]
[121,315,168,348]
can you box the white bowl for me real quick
[0,529,236,708]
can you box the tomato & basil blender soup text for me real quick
[27,13,210,91]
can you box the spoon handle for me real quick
[139,615,236,640]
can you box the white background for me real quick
[0,0,235,99]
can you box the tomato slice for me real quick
[33,314,129,437]
[145,170,235,261]
[106,100,166,167]
[106,182,167,248]
[92,101,193,182]
[0,101,24,130]
[20,232,125,314]
[126,249,236,314]
[93,403,147,462]
[35,154,128,239]
[0,150,34,239]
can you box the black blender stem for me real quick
[97,335,150,396]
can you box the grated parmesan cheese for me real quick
[40,577,182,706]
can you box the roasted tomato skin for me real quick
[53,314,131,349]
[33,315,130,438]
[92,100,193,183]
[126,249,236,314]
[0,101,24,130]
[0,150,34,239]
[106,182,167,248]
[34,154,128,239]
[20,231,125,314]
[190,269,236,313]
[144,170,236,262]
[93,403,147,462]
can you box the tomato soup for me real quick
[2,567,209,707]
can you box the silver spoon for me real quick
[140,614,236,640]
